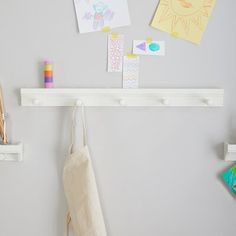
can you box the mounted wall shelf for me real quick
[20,88,224,107]
[0,143,23,162]
[224,143,236,161]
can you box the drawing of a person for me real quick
[83,1,114,30]
[93,2,106,29]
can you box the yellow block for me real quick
[44,64,53,71]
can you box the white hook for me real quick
[0,154,6,161]
[75,100,83,106]
[33,99,40,105]
[119,99,126,106]
[161,98,169,106]
[204,98,212,106]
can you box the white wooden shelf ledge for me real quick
[224,143,236,161]
[0,143,23,162]
[20,88,224,107]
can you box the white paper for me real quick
[123,56,139,89]
[74,0,131,33]
[133,40,165,56]
[107,34,124,72]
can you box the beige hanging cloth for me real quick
[63,106,107,236]
[0,85,8,144]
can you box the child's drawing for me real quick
[83,2,114,30]
[151,0,216,44]
[177,0,193,8]
[73,0,130,33]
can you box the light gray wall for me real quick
[0,0,236,235]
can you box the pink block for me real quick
[44,60,53,65]
[44,82,54,88]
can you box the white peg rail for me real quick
[0,143,23,162]
[20,88,224,107]
[224,143,236,161]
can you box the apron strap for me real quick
[69,104,88,154]
[65,212,71,236]
[66,105,88,233]
[81,104,88,147]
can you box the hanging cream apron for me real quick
[63,106,107,236]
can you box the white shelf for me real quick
[0,143,23,162]
[224,143,236,161]
[20,88,224,107]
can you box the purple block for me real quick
[44,77,54,83]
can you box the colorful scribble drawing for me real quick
[159,0,213,34]
[74,0,130,33]
[151,0,216,44]
[83,2,114,30]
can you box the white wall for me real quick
[0,0,236,235]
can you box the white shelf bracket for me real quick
[224,143,236,161]
[0,143,23,162]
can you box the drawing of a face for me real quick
[93,2,107,14]
[158,0,214,36]
[172,0,205,15]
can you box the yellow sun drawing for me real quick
[151,0,216,44]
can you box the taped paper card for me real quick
[108,34,124,72]
[123,56,139,89]
[133,40,165,56]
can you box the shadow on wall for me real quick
[227,115,236,143]
[213,143,224,161]
[213,113,236,161]
[54,107,71,236]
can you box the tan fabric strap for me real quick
[70,104,88,153]
[65,212,71,236]
[66,104,88,235]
